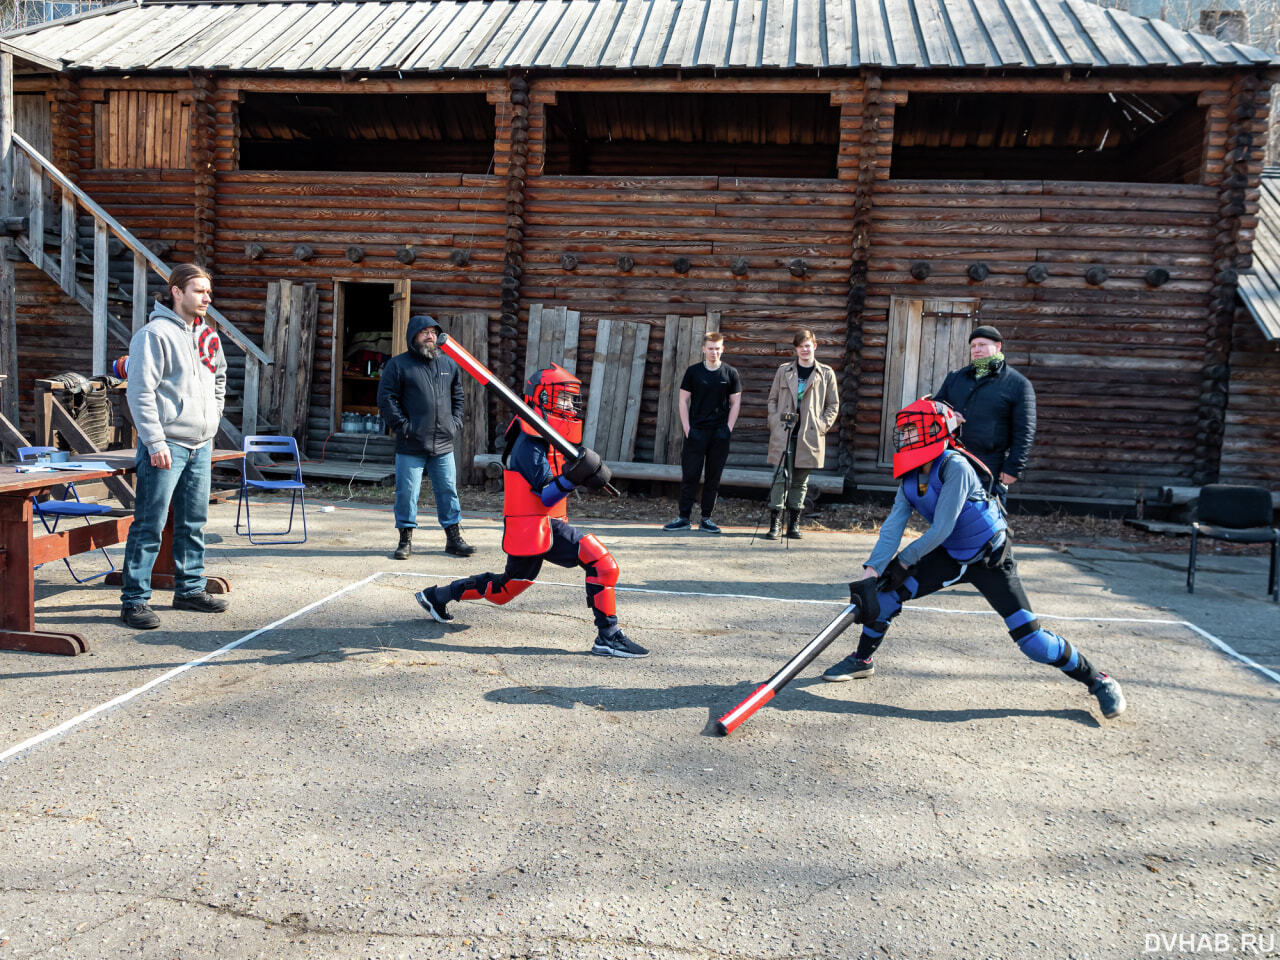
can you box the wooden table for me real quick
[0,448,244,656]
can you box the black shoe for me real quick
[699,517,721,534]
[764,510,782,540]
[121,603,161,630]
[394,529,412,560]
[415,586,453,623]
[662,517,690,531]
[1090,674,1126,719]
[822,655,874,682]
[591,630,649,658]
[444,524,476,557]
[173,591,229,613]
[786,509,804,539]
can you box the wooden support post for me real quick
[132,250,147,334]
[92,218,108,377]
[0,51,17,422]
[242,354,258,441]
[60,190,75,296]
[26,158,42,274]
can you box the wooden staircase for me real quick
[7,132,271,451]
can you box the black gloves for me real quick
[564,447,612,490]
[877,556,914,593]
[848,577,881,625]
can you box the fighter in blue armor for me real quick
[823,397,1126,719]
[414,364,649,659]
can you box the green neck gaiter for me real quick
[973,352,1004,378]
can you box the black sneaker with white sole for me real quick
[822,655,875,681]
[1089,674,1126,719]
[591,630,649,658]
[415,586,454,623]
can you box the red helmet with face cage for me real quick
[892,397,962,478]
[522,363,583,444]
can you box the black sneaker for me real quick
[1090,674,1126,719]
[415,586,453,623]
[699,518,721,534]
[822,655,875,682]
[121,603,161,630]
[172,591,228,613]
[662,517,690,531]
[591,630,649,658]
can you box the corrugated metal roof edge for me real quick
[3,0,1278,68]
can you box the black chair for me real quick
[1187,484,1278,601]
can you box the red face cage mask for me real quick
[522,363,583,444]
[891,397,961,478]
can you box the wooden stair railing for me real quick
[10,131,271,457]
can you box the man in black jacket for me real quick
[377,315,475,559]
[932,325,1036,507]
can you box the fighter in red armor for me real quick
[415,364,649,658]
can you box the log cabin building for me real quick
[1,0,1278,503]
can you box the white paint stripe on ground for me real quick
[5,571,1276,766]
[0,573,382,766]
[393,570,1280,687]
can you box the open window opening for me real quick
[544,92,840,177]
[890,92,1206,183]
[332,280,408,433]
[238,93,495,173]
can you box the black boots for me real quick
[444,523,475,557]
[394,528,413,560]
[786,509,803,539]
[764,509,783,540]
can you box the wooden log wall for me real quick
[1196,73,1270,484]
[9,262,95,438]
[1219,306,1280,486]
[518,169,855,469]
[861,177,1224,498]
[209,169,507,447]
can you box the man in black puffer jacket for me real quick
[377,315,475,559]
[932,325,1036,507]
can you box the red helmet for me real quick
[523,363,583,444]
[892,397,962,478]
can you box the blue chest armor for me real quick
[903,451,1006,563]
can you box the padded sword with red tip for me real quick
[436,332,619,497]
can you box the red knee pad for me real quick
[579,535,619,616]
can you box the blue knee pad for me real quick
[1006,609,1079,670]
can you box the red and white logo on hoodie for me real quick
[196,321,220,374]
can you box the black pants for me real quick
[679,425,731,519]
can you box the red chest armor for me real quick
[502,448,567,556]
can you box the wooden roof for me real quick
[2,0,1276,74]
[1238,169,1280,343]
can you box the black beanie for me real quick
[969,325,1003,343]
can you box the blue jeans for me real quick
[121,441,211,606]
[394,452,461,530]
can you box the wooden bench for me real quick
[473,454,844,494]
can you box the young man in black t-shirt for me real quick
[663,332,742,533]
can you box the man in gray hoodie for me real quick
[120,264,229,630]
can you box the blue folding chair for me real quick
[235,435,308,544]
[18,445,116,583]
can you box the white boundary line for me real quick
[0,573,381,766]
[4,572,1276,766]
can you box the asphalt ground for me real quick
[2,497,1278,960]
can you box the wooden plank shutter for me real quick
[878,297,979,466]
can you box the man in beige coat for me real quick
[765,329,840,539]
